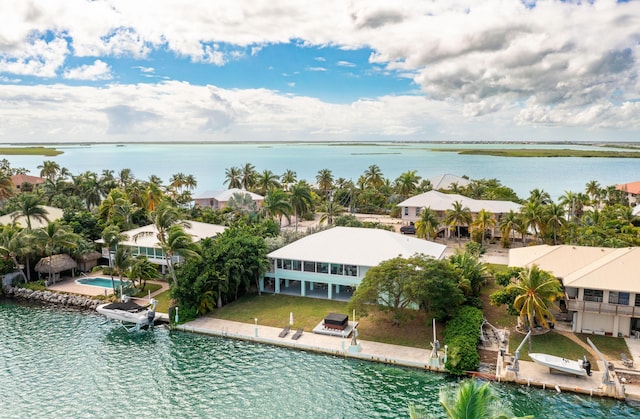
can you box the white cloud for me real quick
[63,59,112,80]
[306,66,327,72]
[337,61,356,67]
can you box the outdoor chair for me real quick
[278,326,291,338]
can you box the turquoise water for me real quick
[4,142,640,200]
[1,300,639,418]
[76,277,131,289]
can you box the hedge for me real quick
[443,306,483,375]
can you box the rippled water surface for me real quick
[2,300,640,418]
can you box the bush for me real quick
[443,306,483,375]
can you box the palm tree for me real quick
[161,224,201,285]
[470,208,496,246]
[262,188,292,226]
[315,168,334,198]
[394,170,421,199]
[280,169,297,192]
[437,379,531,419]
[0,224,30,283]
[363,164,384,189]
[445,201,472,244]
[101,225,127,290]
[318,199,343,226]
[520,201,544,243]
[12,194,49,231]
[127,256,158,290]
[507,265,563,332]
[449,250,489,297]
[112,246,133,292]
[415,207,439,240]
[289,181,313,231]
[144,181,164,212]
[227,191,258,216]
[224,166,242,189]
[559,190,578,222]
[585,180,602,208]
[241,162,257,191]
[527,188,552,206]
[118,168,134,188]
[256,169,280,195]
[499,210,520,245]
[0,174,15,204]
[544,203,566,245]
[32,221,78,284]
[37,160,60,181]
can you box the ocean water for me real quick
[4,142,640,200]
[1,300,639,418]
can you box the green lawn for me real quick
[133,283,163,298]
[508,331,598,370]
[153,290,172,313]
[575,333,631,360]
[210,293,435,349]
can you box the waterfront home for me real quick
[397,190,521,238]
[10,174,45,193]
[97,221,226,274]
[616,180,640,205]
[262,226,446,300]
[428,173,471,190]
[193,188,264,210]
[509,245,640,338]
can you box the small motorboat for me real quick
[97,297,157,332]
[529,353,590,377]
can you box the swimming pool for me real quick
[76,277,132,289]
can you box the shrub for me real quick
[443,306,483,375]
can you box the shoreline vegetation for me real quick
[3,141,640,158]
[436,148,640,158]
[0,146,63,156]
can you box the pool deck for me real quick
[47,276,169,298]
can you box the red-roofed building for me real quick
[615,181,640,204]
[10,174,45,193]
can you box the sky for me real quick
[0,0,639,143]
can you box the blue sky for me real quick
[1,0,639,143]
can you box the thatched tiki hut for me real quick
[35,254,77,284]
[76,251,102,272]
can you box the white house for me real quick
[193,188,264,210]
[263,226,447,300]
[428,174,471,190]
[509,245,640,338]
[397,190,521,238]
[98,221,226,271]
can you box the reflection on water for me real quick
[2,300,640,418]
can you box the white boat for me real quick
[529,353,589,376]
[97,298,157,332]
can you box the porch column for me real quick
[575,311,583,333]
[328,284,333,300]
[259,277,264,293]
[310,282,314,291]
[285,278,290,287]
[301,280,306,297]
[275,276,281,293]
[336,284,340,293]
[613,315,620,337]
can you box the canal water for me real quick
[1,300,639,418]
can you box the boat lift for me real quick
[508,330,532,374]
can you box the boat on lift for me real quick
[97,297,157,332]
[529,353,590,377]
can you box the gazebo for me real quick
[35,254,78,284]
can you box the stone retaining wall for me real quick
[2,286,102,309]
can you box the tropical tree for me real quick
[289,181,313,231]
[363,164,384,189]
[261,188,292,226]
[585,180,602,208]
[445,201,472,244]
[449,250,489,298]
[127,256,158,290]
[527,188,552,206]
[112,245,133,292]
[415,207,439,240]
[32,221,78,284]
[470,208,495,246]
[507,265,563,332]
[240,162,257,190]
[224,166,242,189]
[499,210,520,247]
[318,198,343,226]
[0,174,15,204]
[395,170,421,199]
[280,169,297,192]
[544,203,566,245]
[227,191,258,217]
[315,168,334,199]
[520,201,543,243]
[12,193,49,231]
[436,379,532,419]
[0,224,29,283]
[37,160,61,181]
[255,169,280,195]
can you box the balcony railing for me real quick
[566,299,640,317]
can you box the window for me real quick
[317,262,329,274]
[583,289,603,302]
[303,261,315,272]
[635,294,640,307]
[277,259,282,269]
[415,207,421,216]
[404,207,408,216]
[292,260,301,271]
[344,264,357,277]
[609,291,630,305]
[283,259,292,270]
[331,264,343,275]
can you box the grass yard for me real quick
[133,283,162,298]
[153,290,172,313]
[210,293,440,349]
[508,331,598,370]
[575,333,631,360]
[481,265,518,329]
